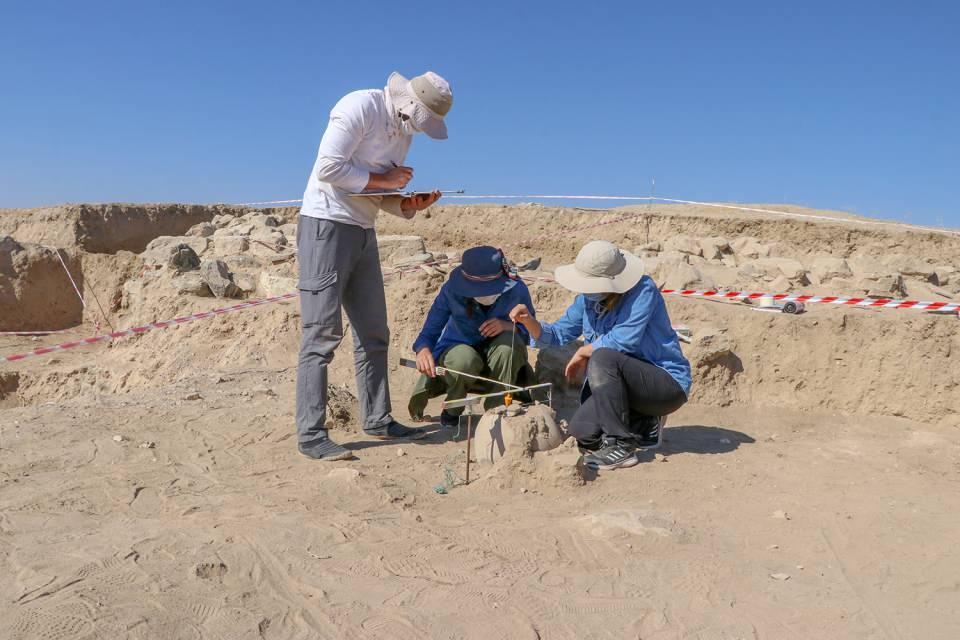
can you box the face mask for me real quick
[473,294,500,306]
[583,293,607,302]
[397,105,421,136]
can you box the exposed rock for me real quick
[768,275,792,293]
[233,274,257,294]
[168,244,201,272]
[754,257,806,281]
[662,262,716,290]
[171,273,212,297]
[200,259,241,298]
[393,252,435,268]
[142,236,209,266]
[730,237,772,259]
[186,222,216,238]
[1,236,84,331]
[886,254,936,281]
[377,235,427,264]
[809,256,853,283]
[737,262,764,280]
[213,237,250,255]
[257,272,297,297]
[211,213,237,228]
[864,274,906,298]
[245,213,280,228]
[698,237,730,260]
[663,235,703,257]
[933,266,955,287]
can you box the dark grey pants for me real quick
[296,216,393,443]
[568,348,687,447]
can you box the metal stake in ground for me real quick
[465,412,473,485]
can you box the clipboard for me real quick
[347,189,465,198]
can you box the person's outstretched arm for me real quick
[412,286,453,377]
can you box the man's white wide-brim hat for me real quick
[387,71,452,140]
[554,240,646,294]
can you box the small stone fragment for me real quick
[112,435,125,443]
[138,442,156,449]
[396,448,406,457]
[772,510,790,520]
[770,573,791,581]
[519,487,528,494]
[767,544,779,550]
[654,453,667,462]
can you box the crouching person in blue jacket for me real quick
[510,240,691,471]
[409,246,537,428]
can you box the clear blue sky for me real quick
[1,1,957,226]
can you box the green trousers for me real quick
[408,332,534,419]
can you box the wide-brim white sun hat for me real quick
[387,71,453,140]
[554,240,646,294]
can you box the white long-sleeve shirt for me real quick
[299,89,412,228]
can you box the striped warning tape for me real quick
[657,289,960,312]
[6,246,957,365]
[2,294,296,363]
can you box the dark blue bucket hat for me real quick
[449,246,518,297]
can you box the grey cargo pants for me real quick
[296,216,394,443]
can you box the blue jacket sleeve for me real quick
[512,283,536,344]
[412,286,452,353]
[533,297,586,348]
[591,282,657,353]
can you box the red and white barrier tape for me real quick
[658,289,960,312]
[2,294,296,363]
[6,270,957,366]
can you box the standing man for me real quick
[296,71,453,460]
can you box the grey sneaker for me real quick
[298,436,352,461]
[636,416,666,449]
[363,420,427,440]
[583,438,639,471]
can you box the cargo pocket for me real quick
[298,271,339,329]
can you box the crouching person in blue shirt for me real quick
[509,240,691,471]
[409,246,537,428]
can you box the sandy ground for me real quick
[3,371,959,639]
[2,202,960,639]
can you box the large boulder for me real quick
[200,259,241,298]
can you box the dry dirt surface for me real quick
[1,202,959,639]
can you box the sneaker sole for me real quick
[364,431,428,441]
[585,453,640,471]
[299,449,353,461]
